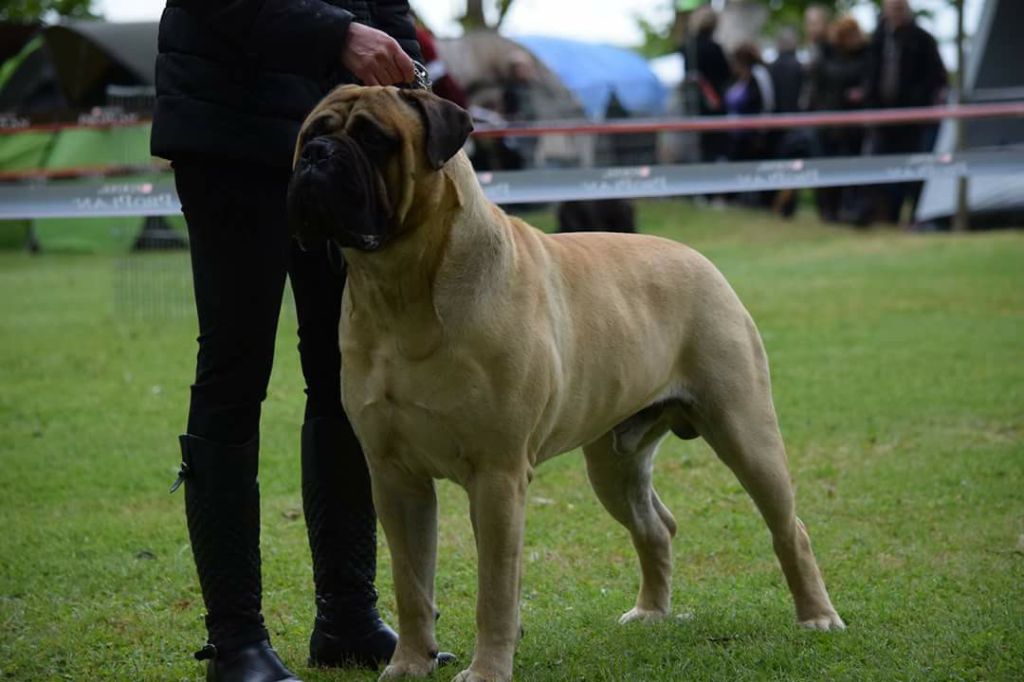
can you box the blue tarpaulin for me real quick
[514,36,668,120]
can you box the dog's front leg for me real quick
[371,463,441,679]
[454,468,529,682]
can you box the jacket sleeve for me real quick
[903,30,947,107]
[183,0,354,70]
[862,28,885,106]
[372,0,424,63]
[708,43,732,95]
[924,32,948,102]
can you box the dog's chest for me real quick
[342,339,497,479]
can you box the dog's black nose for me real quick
[299,135,341,166]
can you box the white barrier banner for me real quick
[0,150,1021,219]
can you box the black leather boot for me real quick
[301,416,398,669]
[175,434,300,682]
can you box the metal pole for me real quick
[953,0,970,232]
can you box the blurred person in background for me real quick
[768,26,807,217]
[803,3,833,107]
[150,2,438,680]
[726,43,774,162]
[496,52,538,170]
[810,16,871,224]
[770,27,804,115]
[685,6,731,165]
[726,43,775,208]
[804,3,832,55]
[864,0,948,223]
[801,3,834,219]
[500,52,537,124]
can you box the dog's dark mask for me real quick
[287,127,394,252]
[288,89,473,252]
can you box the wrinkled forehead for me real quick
[305,86,411,131]
[310,84,364,120]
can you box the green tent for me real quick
[0,21,182,252]
[0,122,179,252]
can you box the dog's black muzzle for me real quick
[287,134,392,252]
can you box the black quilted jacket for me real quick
[151,0,422,168]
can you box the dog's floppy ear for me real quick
[401,90,474,170]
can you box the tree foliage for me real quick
[0,0,99,22]
[635,14,680,59]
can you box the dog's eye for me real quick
[302,117,334,145]
[352,118,398,154]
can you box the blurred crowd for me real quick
[684,0,948,226]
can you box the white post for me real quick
[953,0,970,232]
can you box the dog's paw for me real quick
[798,611,846,631]
[379,657,437,680]
[451,669,511,682]
[618,607,669,625]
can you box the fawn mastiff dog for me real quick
[288,86,844,682]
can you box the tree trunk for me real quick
[460,0,515,31]
[461,0,488,30]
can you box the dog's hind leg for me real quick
[584,413,676,624]
[692,317,844,631]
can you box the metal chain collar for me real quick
[410,60,433,91]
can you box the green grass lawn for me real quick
[1,202,1022,681]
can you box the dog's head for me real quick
[287,86,473,252]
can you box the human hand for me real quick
[342,22,415,86]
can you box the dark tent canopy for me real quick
[44,21,156,106]
[0,20,157,115]
[0,22,38,63]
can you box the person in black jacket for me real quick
[811,16,871,223]
[863,0,947,222]
[684,6,731,164]
[151,2,430,681]
[803,3,832,87]
[725,43,774,162]
[769,28,803,115]
[767,27,807,217]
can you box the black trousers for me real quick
[175,160,346,445]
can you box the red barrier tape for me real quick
[472,102,1024,138]
[0,163,169,182]
[2,102,1022,138]
[2,102,1022,182]
[0,118,152,136]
